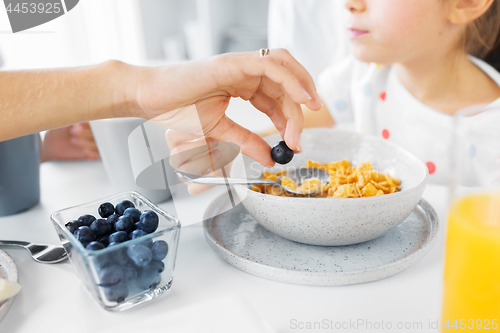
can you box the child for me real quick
[303,0,500,184]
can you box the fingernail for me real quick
[296,132,302,152]
[208,140,219,148]
[302,88,312,100]
[205,168,212,175]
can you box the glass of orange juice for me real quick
[441,107,500,330]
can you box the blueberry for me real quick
[94,252,112,269]
[90,218,112,237]
[271,141,294,165]
[136,268,161,290]
[77,214,96,227]
[114,216,135,233]
[138,211,159,233]
[107,242,120,247]
[123,208,141,222]
[98,202,115,218]
[129,230,153,248]
[151,240,169,261]
[103,283,128,303]
[86,241,105,251]
[99,245,129,266]
[122,266,138,283]
[127,244,152,267]
[107,214,120,225]
[108,231,128,244]
[81,241,91,248]
[97,235,110,247]
[148,260,165,273]
[74,226,94,244]
[115,200,135,216]
[65,220,80,234]
[97,265,124,287]
[129,229,148,240]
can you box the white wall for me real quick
[0,0,272,133]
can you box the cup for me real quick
[0,134,40,216]
[90,118,172,204]
[441,107,500,330]
[51,191,181,311]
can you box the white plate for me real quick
[203,194,439,286]
[0,249,19,323]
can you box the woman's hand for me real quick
[165,130,239,194]
[132,49,322,167]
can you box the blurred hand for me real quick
[133,49,322,168]
[41,122,99,162]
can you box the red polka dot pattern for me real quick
[379,91,387,101]
[426,161,436,175]
[382,129,390,139]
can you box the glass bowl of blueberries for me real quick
[50,191,180,311]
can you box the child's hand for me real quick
[41,122,99,162]
[166,130,238,194]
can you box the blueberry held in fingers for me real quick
[271,141,294,165]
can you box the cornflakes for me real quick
[253,159,401,198]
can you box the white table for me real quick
[0,159,449,333]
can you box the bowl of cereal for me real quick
[231,129,428,246]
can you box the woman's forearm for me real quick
[0,60,135,141]
[0,50,321,167]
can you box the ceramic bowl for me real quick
[231,129,428,246]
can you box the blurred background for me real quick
[0,0,273,132]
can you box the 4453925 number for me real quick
[6,2,62,14]
[444,319,498,330]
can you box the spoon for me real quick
[0,240,67,264]
[175,167,331,196]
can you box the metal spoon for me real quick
[175,167,330,196]
[0,240,67,264]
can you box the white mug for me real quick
[90,118,173,203]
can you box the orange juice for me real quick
[442,192,500,329]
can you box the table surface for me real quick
[0,159,449,333]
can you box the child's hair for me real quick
[466,0,500,70]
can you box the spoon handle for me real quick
[0,240,30,247]
[175,170,276,186]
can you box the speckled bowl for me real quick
[231,129,429,246]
